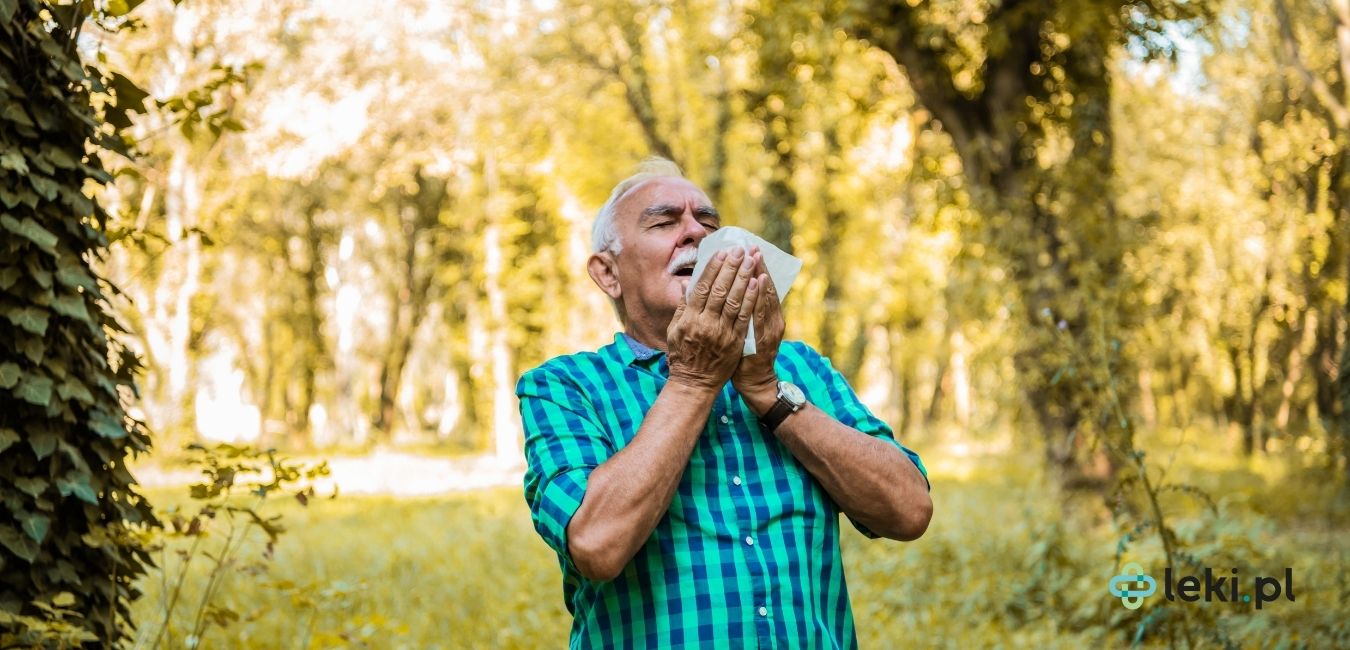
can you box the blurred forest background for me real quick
[92,0,1350,475]
[5,0,1350,646]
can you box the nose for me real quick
[675,210,709,249]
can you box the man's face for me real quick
[611,177,720,324]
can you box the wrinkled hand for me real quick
[732,249,784,409]
[667,248,762,393]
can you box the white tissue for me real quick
[684,226,803,355]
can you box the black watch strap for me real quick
[760,399,797,433]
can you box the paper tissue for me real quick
[685,226,803,355]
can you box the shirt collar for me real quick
[622,332,663,361]
[605,332,668,374]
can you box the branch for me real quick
[562,32,618,76]
[558,16,677,163]
[848,2,991,180]
[1274,0,1350,129]
[613,19,678,163]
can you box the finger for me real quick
[688,250,727,312]
[736,277,761,335]
[721,251,756,319]
[749,249,765,274]
[749,252,771,293]
[703,247,744,314]
[755,272,773,323]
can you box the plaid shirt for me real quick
[518,333,928,649]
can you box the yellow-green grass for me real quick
[128,448,1348,649]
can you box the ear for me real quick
[587,251,623,301]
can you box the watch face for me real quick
[779,381,806,406]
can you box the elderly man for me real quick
[517,158,932,648]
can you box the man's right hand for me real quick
[666,247,762,393]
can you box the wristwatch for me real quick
[759,380,807,433]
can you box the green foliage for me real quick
[0,0,159,645]
[137,444,331,649]
[117,457,1349,648]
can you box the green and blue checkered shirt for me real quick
[518,333,928,648]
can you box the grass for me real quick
[128,442,1349,649]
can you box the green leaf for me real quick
[28,174,58,201]
[24,147,54,175]
[106,0,147,17]
[18,336,45,365]
[90,411,127,440]
[0,150,27,174]
[55,260,98,292]
[16,374,52,407]
[0,186,19,208]
[0,214,58,254]
[57,440,91,474]
[29,428,56,459]
[0,427,17,453]
[57,185,94,215]
[56,474,98,505]
[26,260,52,289]
[50,294,90,324]
[42,147,79,170]
[1,102,33,128]
[81,162,113,184]
[21,514,48,546]
[108,72,150,122]
[56,378,94,405]
[6,306,50,335]
[0,362,18,389]
[0,0,16,24]
[46,2,91,29]
[14,476,48,498]
[0,265,18,290]
[0,525,38,562]
[1,187,37,209]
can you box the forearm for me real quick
[746,393,932,540]
[566,381,717,580]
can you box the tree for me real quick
[1270,0,1350,470]
[846,0,1215,485]
[1,1,157,643]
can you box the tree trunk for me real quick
[482,155,522,463]
[1276,310,1317,433]
[374,173,444,442]
[851,2,1132,489]
[296,203,327,448]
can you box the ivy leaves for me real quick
[1,0,157,644]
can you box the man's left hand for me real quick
[732,248,785,416]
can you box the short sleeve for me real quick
[795,343,929,539]
[517,366,616,570]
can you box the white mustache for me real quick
[667,248,699,274]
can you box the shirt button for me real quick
[758,606,768,617]
[719,415,730,424]
[732,476,742,486]
[744,536,754,546]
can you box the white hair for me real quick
[591,157,686,255]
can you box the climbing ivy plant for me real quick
[1,0,158,644]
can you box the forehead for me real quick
[616,177,712,217]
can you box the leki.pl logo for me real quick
[1109,562,1158,609]
[1109,563,1296,610]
